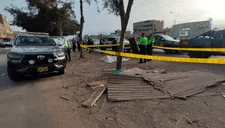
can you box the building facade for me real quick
[110,30,132,39]
[133,20,164,36]
[0,14,13,40]
[169,19,212,39]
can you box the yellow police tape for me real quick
[153,46,225,52]
[83,43,225,52]
[80,45,225,64]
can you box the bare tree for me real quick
[103,0,134,70]
[79,0,98,58]
[79,0,85,58]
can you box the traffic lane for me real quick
[0,51,56,128]
[0,50,14,91]
[0,81,56,128]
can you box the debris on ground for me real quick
[88,80,106,90]
[82,85,106,108]
[100,55,129,63]
[107,68,225,101]
[62,85,68,89]
[60,96,70,101]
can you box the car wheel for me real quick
[7,68,23,81]
[58,68,65,75]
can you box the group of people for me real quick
[64,33,155,64]
[138,33,155,63]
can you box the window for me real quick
[214,31,223,40]
[15,36,56,46]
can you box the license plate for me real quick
[37,67,48,72]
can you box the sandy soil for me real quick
[59,51,225,128]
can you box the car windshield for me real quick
[52,37,65,46]
[161,35,175,41]
[15,36,56,46]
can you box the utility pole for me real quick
[170,12,180,25]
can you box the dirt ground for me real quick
[58,51,225,128]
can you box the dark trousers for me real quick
[112,46,117,52]
[138,45,147,63]
[89,48,93,53]
[72,43,76,52]
[77,42,80,52]
[147,44,153,60]
[67,48,71,61]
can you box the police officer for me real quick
[138,33,148,63]
[147,34,155,61]
[66,40,71,62]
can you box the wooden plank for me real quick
[82,86,106,108]
[108,95,171,101]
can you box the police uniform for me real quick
[138,36,148,63]
[66,40,71,61]
[147,35,155,61]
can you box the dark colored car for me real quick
[154,35,180,53]
[0,42,5,48]
[7,34,67,81]
[3,41,13,47]
[179,30,225,58]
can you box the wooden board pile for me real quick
[107,68,225,101]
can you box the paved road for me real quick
[0,48,84,128]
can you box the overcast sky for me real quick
[1,0,225,35]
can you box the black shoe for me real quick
[139,61,142,64]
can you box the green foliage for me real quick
[5,0,79,36]
[102,0,120,16]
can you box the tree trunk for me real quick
[79,0,84,58]
[116,26,126,70]
[116,0,134,70]
[59,21,63,36]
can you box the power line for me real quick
[145,0,185,12]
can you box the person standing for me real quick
[66,40,71,62]
[147,34,155,61]
[72,38,76,52]
[87,38,94,53]
[138,33,148,63]
[111,38,118,52]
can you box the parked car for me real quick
[102,36,131,51]
[7,34,66,81]
[179,29,225,58]
[3,41,13,47]
[52,36,70,62]
[0,42,5,48]
[93,39,100,45]
[154,34,180,54]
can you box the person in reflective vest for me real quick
[66,40,71,62]
[138,33,148,63]
[147,34,155,61]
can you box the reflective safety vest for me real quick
[138,37,148,45]
[148,36,155,44]
[66,40,71,48]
